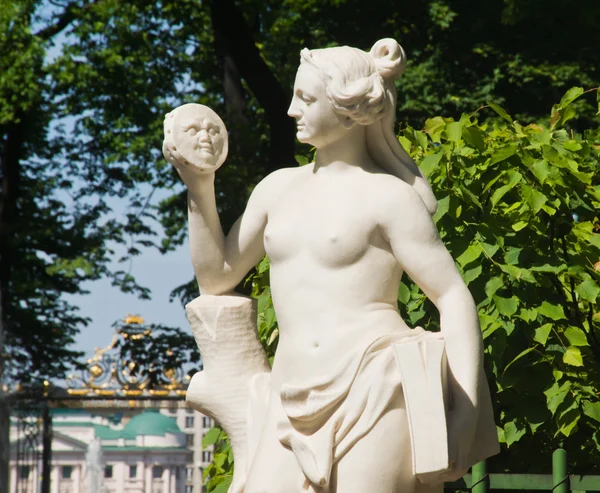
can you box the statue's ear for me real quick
[343,116,355,129]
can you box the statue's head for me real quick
[163,104,228,170]
[288,39,405,147]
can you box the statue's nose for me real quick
[199,129,210,142]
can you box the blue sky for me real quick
[64,233,193,358]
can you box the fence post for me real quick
[552,448,569,493]
[472,460,489,493]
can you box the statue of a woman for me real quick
[164,38,498,493]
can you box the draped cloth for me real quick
[271,328,499,491]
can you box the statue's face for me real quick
[288,65,348,148]
[164,104,227,169]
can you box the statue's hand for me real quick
[162,103,229,187]
[163,140,213,190]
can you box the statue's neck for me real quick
[313,126,374,174]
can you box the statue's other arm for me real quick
[380,183,482,470]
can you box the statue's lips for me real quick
[198,143,215,155]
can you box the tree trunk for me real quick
[0,116,25,493]
[209,0,297,173]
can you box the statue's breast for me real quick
[264,188,375,268]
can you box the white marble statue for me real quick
[164,38,499,493]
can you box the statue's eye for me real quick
[208,128,216,136]
[187,128,198,136]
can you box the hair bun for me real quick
[369,38,406,80]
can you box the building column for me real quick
[9,465,16,493]
[75,464,82,493]
[116,463,125,493]
[50,465,59,493]
[163,465,171,493]
[145,463,152,493]
[170,466,176,493]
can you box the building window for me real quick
[168,405,177,414]
[61,466,73,479]
[185,416,194,428]
[152,466,163,479]
[186,407,193,415]
[104,465,113,478]
[186,433,194,447]
[129,465,137,479]
[186,467,193,481]
[19,466,30,479]
[202,417,211,428]
[186,486,193,493]
[202,451,212,463]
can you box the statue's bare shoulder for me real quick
[251,164,309,213]
[366,172,439,240]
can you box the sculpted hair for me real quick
[299,39,438,216]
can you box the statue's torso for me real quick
[262,164,412,384]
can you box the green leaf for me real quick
[544,381,572,415]
[211,476,233,493]
[503,420,526,446]
[518,308,538,323]
[499,264,536,283]
[433,195,450,222]
[530,160,551,184]
[464,265,482,285]
[295,154,309,165]
[485,277,504,298]
[489,145,518,166]
[202,427,221,448]
[462,125,485,151]
[563,346,583,366]
[398,283,410,304]
[538,301,566,320]
[415,131,429,150]
[487,101,513,122]
[493,295,519,316]
[398,136,412,152]
[424,117,445,141]
[419,152,443,178]
[521,184,547,214]
[583,401,600,423]
[504,247,522,265]
[558,87,584,109]
[504,347,535,373]
[512,221,528,232]
[456,243,482,267]
[575,280,600,302]
[557,408,581,437]
[534,323,552,345]
[445,121,462,143]
[490,170,522,207]
[564,326,589,347]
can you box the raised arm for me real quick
[183,170,270,296]
[162,104,289,296]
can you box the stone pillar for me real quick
[116,463,125,493]
[170,466,176,493]
[50,465,59,493]
[9,464,16,493]
[145,463,152,493]
[163,465,170,493]
[74,464,81,493]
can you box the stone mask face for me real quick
[163,104,228,170]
